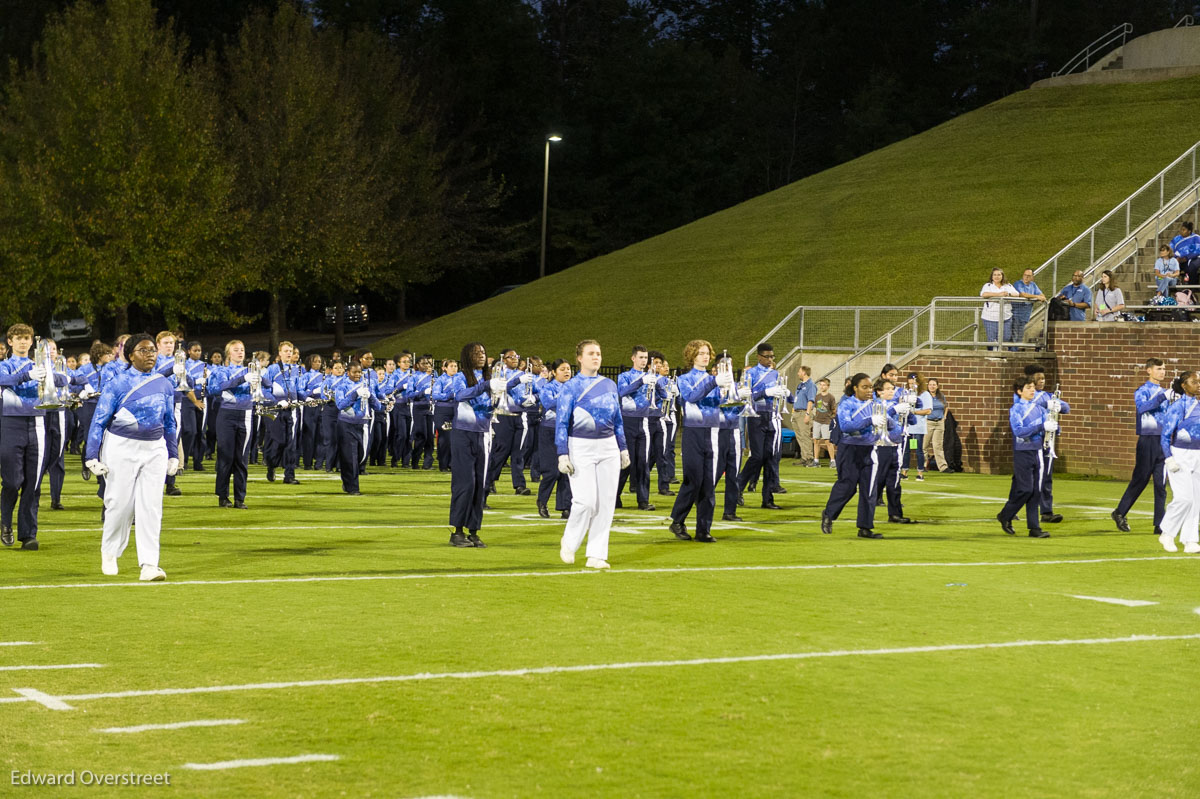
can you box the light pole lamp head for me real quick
[546,134,563,142]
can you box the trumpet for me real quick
[491,366,516,417]
[871,397,889,441]
[173,342,189,390]
[1044,383,1062,455]
[738,370,759,417]
[716,350,745,408]
[248,361,277,420]
[644,365,659,411]
[33,337,64,410]
[773,374,789,416]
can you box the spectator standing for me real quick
[1055,270,1092,321]
[811,378,837,467]
[1155,245,1180,297]
[922,378,950,473]
[900,372,929,481]
[1093,270,1125,321]
[980,268,1019,347]
[1011,268,1046,344]
[790,365,816,466]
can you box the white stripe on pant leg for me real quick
[1037,450,1045,493]
[643,418,650,471]
[32,416,46,491]
[710,428,719,486]
[868,448,880,502]
[242,411,253,459]
[1183,459,1200,545]
[56,410,66,458]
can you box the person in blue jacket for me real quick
[556,339,629,569]
[486,348,533,496]
[180,340,209,472]
[85,333,179,580]
[317,362,345,472]
[335,361,382,495]
[1158,371,1200,553]
[736,342,792,510]
[431,358,458,472]
[997,375,1055,538]
[407,355,436,470]
[1171,221,1200,283]
[262,342,301,485]
[1112,358,1169,535]
[1025,364,1069,524]
[535,358,573,519]
[207,340,259,509]
[615,345,663,511]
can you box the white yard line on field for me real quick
[96,718,246,734]
[1069,595,1159,607]
[0,642,39,647]
[0,663,103,672]
[5,634,1198,711]
[181,754,339,771]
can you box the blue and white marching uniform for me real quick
[86,364,178,569]
[407,369,436,470]
[181,357,209,471]
[998,396,1052,534]
[335,375,382,494]
[736,363,791,506]
[431,370,457,471]
[616,367,664,509]
[298,368,324,470]
[823,394,900,535]
[448,369,520,536]
[153,354,187,493]
[1158,393,1200,550]
[317,372,344,472]
[208,364,255,506]
[387,368,411,467]
[0,356,69,545]
[1033,389,1069,518]
[486,366,532,493]
[668,367,724,540]
[535,377,572,515]
[261,362,300,481]
[1115,380,1169,532]
[555,374,627,563]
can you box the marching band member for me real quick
[875,377,915,526]
[318,361,345,472]
[73,341,112,480]
[486,348,532,495]
[1026,364,1069,524]
[0,324,69,550]
[153,331,188,496]
[41,339,71,511]
[181,341,208,472]
[668,339,725,543]
[448,342,526,548]
[821,373,899,539]
[1112,357,1168,535]
[536,358,573,518]
[1158,372,1200,553]
[263,341,301,484]
[85,333,179,580]
[389,353,413,468]
[997,375,1054,539]
[204,348,223,461]
[521,356,543,481]
[737,343,791,510]
[556,339,629,569]
[299,353,325,470]
[715,369,747,522]
[655,356,679,496]
[431,358,458,472]
[615,346,662,511]
[208,340,257,509]
[335,361,381,495]
[408,355,436,470]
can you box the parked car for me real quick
[320,300,369,333]
[49,312,92,343]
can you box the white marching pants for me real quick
[561,436,620,561]
[1161,448,1200,545]
[100,432,168,567]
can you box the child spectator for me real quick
[1155,244,1180,297]
[811,378,837,467]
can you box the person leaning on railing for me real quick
[1054,270,1091,321]
[1011,268,1046,343]
[979,268,1018,347]
[1094,270,1125,321]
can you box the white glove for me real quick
[29,365,46,382]
[1047,399,1062,413]
[489,376,507,393]
[246,373,261,387]
[871,411,886,427]
[1166,456,1181,473]
[518,373,535,385]
[316,385,324,397]
[166,458,180,476]
[522,395,537,407]
[1043,418,1058,432]
[641,372,658,386]
[667,382,679,397]
[767,385,788,398]
[558,454,575,476]
[895,402,911,416]
[356,384,370,399]
[78,385,96,400]
[173,363,187,379]
[424,386,433,395]
[276,399,290,409]
[715,371,734,388]
[620,450,631,469]
[85,459,109,477]
[194,374,206,386]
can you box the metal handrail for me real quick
[742,305,925,367]
[1176,15,1194,28]
[1053,22,1132,77]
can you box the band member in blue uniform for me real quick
[874,377,915,526]
[737,343,792,510]
[447,342,526,548]
[335,361,381,495]
[431,359,458,472]
[262,341,301,484]
[40,339,72,511]
[73,340,112,480]
[668,339,726,543]
[1112,358,1169,535]
[299,353,325,470]
[317,362,345,472]
[536,359,573,519]
[85,333,179,580]
[388,353,413,468]
[821,373,900,539]
[615,346,663,511]
[715,372,749,522]
[407,355,436,469]
[522,356,544,480]
[1025,364,1069,523]
[180,340,209,471]
[1158,372,1200,553]
[153,331,189,496]
[654,355,679,495]
[486,348,532,495]
[0,324,70,549]
[997,375,1054,538]
[208,340,257,508]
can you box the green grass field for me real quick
[378,76,1200,361]
[1,454,1197,797]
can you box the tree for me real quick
[0,0,240,331]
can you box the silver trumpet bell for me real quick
[34,338,64,410]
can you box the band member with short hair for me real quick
[153,331,189,496]
[407,355,436,469]
[1158,372,1200,553]
[388,353,412,468]
[821,373,899,539]
[737,342,791,510]
[1113,358,1169,535]
[317,361,345,472]
[85,332,179,580]
[40,339,71,511]
[181,340,209,471]
[997,375,1054,538]
[431,359,458,472]
[263,341,301,484]
[208,340,257,509]
[1024,364,1069,524]
[536,358,573,519]
[668,339,726,543]
[715,370,748,522]
[556,339,629,569]
[299,353,325,470]
[615,345,663,511]
[485,348,532,495]
[335,361,381,495]
[655,355,679,495]
[875,377,915,526]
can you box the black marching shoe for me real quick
[449,532,473,548]
[670,520,691,540]
[266,467,276,482]
[219,498,234,508]
[820,514,833,535]
[1041,513,1063,524]
[165,486,182,497]
[774,487,788,495]
[1028,528,1050,538]
[1154,526,1163,537]
[1110,510,1131,533]
[283,477,301,485]
[857,529,882,539]
[694,532,717,543]
[761,502,782,510]
[658,489,675,496]
[344,490,361,496]
[81,465,91,481]
[20,539,39,550]
[887,516,916,524]
[561,510,570,519]
[736,493,745,507]
[514,487,531,496]
[193,463,206,472]
[721,513,743,522]
[234,501,248,509]
[997,514,1015,535]
[50,501,64,511]
[637,503,656,511]
[0,526,12,547]
[538,505,550,519]
[467,533,486,548]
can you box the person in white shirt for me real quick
[1094,270,1125,321]
[979,268,1019,349]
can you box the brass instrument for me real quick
[173,342,189,390]
[491,365,516,417]
[33,338,64,410]
[1044,383,1062,454]
[248,361,277,420]
[644,364,659,412]
[738,369,759,418]
[716,350,745,408]
[773,374,789,416]
[871,397,889,441]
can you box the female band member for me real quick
[447,342,527,548]
[821,373,900,538]
[536,359,574,519]
[556,340,629,569]
[668,339,728,543]
[1159,372,1200,553]
[207,340,261,509]
[318,361,345,472]
[431,359,459,472]
[335,361,381,495]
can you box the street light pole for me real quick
[540,134,562,280]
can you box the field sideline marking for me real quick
[0,555,1192,592]
[0,663,103,672]
[3,634,1197,710]
[1069,595,1158,607]
[13,689,74,710]
[181,754,339,771]
[0,642,38,647]
[97,718,246,734]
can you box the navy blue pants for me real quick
[522,412,539,476]
[410,410,434,469]
[44,411,66,505]
[300,405,320,470]
[1001,448,1044,530]
[434,406,454,470]
[263,408,297,478]
[1116,435,1167,530]
[536,426,571,511]
[716,427,741,516]
[1039,449,1055,515]
[215,407,251,503]
[738,416,780,504]
[180,402,203,470]
[872,444,904,519]
[450,428,488,532]
[389,406,411,465]
[487,414,528,491]
[1,415,47,540]
[617,415,651,507]
[658,416,678,491]
[337,421,366,492]
[670,425,716,536]
[824,444,878,530]
[205,396,220,457]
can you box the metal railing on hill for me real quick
[743,306,925,368]
[1053,23,1132,76]
[1175,15,1194,28]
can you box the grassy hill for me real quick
[377,76,1200,364]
